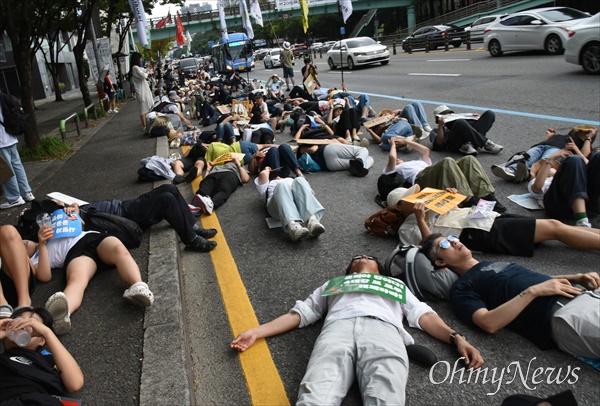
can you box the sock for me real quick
[574,212,588,222]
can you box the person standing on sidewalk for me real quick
[281,42,296,91]
[128,52,154,129]
[0,97,34,209]
[103,71,118,114]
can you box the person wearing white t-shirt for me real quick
[231,255,484,405]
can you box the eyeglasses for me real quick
[436,236,460,254]
[351,255,377,262]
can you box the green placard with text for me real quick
[322,273,407,304]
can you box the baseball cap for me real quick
[434,105,454,116]
[168,91,178,100]
[387,184,419,209]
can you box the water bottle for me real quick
[6,318,32,347]
[36,213,52,228]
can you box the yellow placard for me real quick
[401,187,467,215]
[211,152,246,166]
[303,76,317,95]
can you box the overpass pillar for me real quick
[407,5,416,34]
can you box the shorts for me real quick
[63,233,111,271]
[0,264,36,308]
[283,66,294,78]
[459,214,536,257]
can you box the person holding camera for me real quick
[302,57,320,89]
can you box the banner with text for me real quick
[322,273,407,304]
[276,0,336,11]
[401,187,467,215]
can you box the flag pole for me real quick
[338,0,344,86]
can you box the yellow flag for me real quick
[299,0,309,33]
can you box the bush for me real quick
[19,136,72,162]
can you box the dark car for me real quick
[178,58,200,78]
[402,25,465,52]
[293,43,309,57]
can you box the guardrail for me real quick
[99,95,109,113]
[59,113,81,140]
[82,103,97,128]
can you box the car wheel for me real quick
[545,34,563,55]
[488,39,503,57]
[381,60,389,66]
[452,41,462,48]
[581,42,600,75]
[264,61,268,69]
[427,43,437,51]
[347,57,354,70]
[328,57,336,70]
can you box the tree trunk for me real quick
[49,40,64,102]
[14,45,40,148]
[74,43,92,107]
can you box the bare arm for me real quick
[471,278,582,334]
[294,124,309,141]
[413,202,431,242]
[33,226,54,282]
[257,167,270,185]
[231,312,301,352]
[531,150,569,194]
[234,158,251,183]
[385,137,399,173]
[418,312,484,369]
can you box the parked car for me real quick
[255,48,270,61]
[465,14,508,41]
[178,58,200,78]
[319,41,336,53]
[484,7,591,57]
[263,49,282,69]
[293,43,309,57]
[327,36,389,70]
[564,13,600,74]
[310,42,323,51]
[401,25,465,52]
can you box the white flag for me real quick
[217,0,229,40]
[186,31,193,49]
[239,0,254,39]
[249,0,263,27]
[339,0,353,24]
[128,0,149,48]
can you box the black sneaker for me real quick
[348,158,369,177]
[185,236,217,252]
[196,228,218,239]
[173,174,185,185]
[185,167,199,183]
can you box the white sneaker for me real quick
[45,292,71,336]
[22,192,35,202]
[288,221,309,241]
[360,138,370,148]
[307,216,325,238]
[123,282,154,307]
[423,124,433,133]
[458,142,478,156]
[483,140,503,154]
[352,134,360,142]
[193,194,214,215]
[113,109,119,113]
[491,164,516,181]
[0,196,26,210]
[107,110,114,114]
[345,136,352,143]
[575,218,592,228]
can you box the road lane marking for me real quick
[408,73,462,76]
[359,92,600,126]
[184,150,290,406]
[426,59,471,61]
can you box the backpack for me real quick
[80,208,143,249]
[137,167,163,182]
[364,208,403,237]
[151,101,177,113]
[298,152,321,173]
[377,173,411,201]
[384,244,458,301]
[0,92,28,135]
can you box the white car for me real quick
[465,14,507,42]
[263,49,281,69]
[483,7,591,57]
[565,13,600,74]
[327,37,389,70]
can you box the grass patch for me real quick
[19,136,73,162]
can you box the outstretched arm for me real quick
[231,312,301,352]
[418,312,484,369]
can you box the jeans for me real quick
[443,110,495,152]
[267,177,324,230]
[380,120,413,151]
[216,122,236,144]
[260,144,299,179]
[332,93,370,112]
[399,102,430,129]
[507,144,560,172]
[0,143,32,202]
[544,153,600,219]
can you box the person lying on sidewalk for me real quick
[296,140,374,177]
[365,102,432,148]
[231,254,484,405]
[0,225,53,318]
[24,223,154,335]
[0,307,84,403]
[55,184,217,253]
[421,233,600,359]
[378,136,506,211]
[255,166,325,242]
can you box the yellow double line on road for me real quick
[186,150,289,405]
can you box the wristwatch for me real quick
[449,331,465,348]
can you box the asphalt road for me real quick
[182,48,600,406]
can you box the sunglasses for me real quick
[436,236,459,254]
[351,255,377,262]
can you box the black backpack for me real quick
[0,92,28,135]
[80,208,143,248]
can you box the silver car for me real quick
[484,7,590,57]
[263,49,281,69]
[327,37,389,70]
[565,13,600,74]
[465,14,507,42]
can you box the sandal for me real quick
[0,303,14,319]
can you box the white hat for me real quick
[282,41,291,50]
[387,184,419,209]
[434,105,454,116]
[333,100,345,109]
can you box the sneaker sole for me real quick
[45,293,71,335]
[124,292,154,307]
[514,162,529,183]
[491,165,515,181]
[290,228,309,241]
[309,224,325,238]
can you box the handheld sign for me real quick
[50,209,83,239]
[322,273,407,304]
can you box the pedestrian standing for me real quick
[280,42,296,91]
